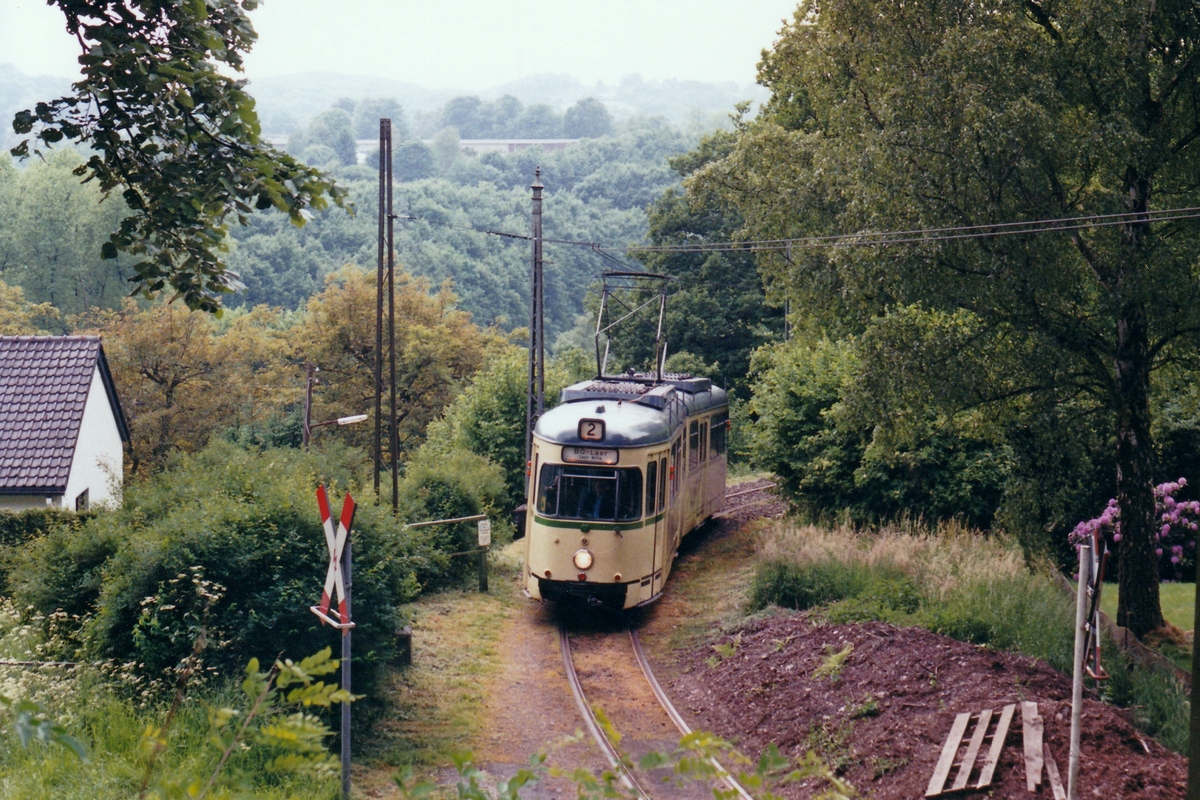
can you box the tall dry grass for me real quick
[756,519,1029,601]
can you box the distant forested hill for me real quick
[246,71,763,134]
[225,112,695,340]
[2,66,745,344]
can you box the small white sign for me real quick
[477,518,491,547]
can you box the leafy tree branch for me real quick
[10,0,350,313]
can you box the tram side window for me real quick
[658,457,667,511]
[536,464,643,522]
[670,440,681,499]
[645,461,658,517]
[710,411,728,458]
[699,421,708,462]
[688,421,700,469]
[616,468,643,521]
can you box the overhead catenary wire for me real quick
[394,205,1200,262]
[606,206,1200,255]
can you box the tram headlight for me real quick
[572,548,594,570]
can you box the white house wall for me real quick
[0,494,59,511]
[63,366,124,509]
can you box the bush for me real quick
[750,559,883,611]
[747,338,1010,528]
[9,442,423,700]
[397,448,510,590]
[0,508,96,591]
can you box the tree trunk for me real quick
[1113,303,1164,639]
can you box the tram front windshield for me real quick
[537,464,642,522]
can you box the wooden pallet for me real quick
[928,702,1066,798]
[925,704,1015,797]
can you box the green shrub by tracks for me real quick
[749,522,1190,752]
[7,442,431,702]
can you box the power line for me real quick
[607,206,1200,255]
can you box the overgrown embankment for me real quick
[745,522,1190,753]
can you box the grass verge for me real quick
[748,521,1191,753]
[359,543,522,785]
[1099,581,1194,633]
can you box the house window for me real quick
[75,489,89,512]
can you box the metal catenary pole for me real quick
[388,135,399,513]
[534,169,544,416]
[524,167,545,497]
[1067,544,1090,800]
[374,119,387,501]
[340,526,352,800]
[1189,544,1200,800]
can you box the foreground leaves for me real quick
[0,694,87,761]
[11,1,349,312]
[143,647,356,799]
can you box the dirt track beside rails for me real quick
[669,614,1187,799]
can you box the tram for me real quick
[522,371,728,609]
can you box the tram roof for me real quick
[534,374,728,448]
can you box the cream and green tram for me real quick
[523,374,729,610]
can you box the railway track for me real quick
[553,480,773,798]
[559,625,752,799]
[713,479,779,520]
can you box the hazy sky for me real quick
[1,1,798,89]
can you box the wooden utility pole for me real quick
[374,119,388,501]
[387,130,398,513]
[524,168,545,496]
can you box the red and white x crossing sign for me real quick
[310,484,357,630]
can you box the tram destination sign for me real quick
[562,446,619,465]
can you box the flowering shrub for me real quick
[1069,478,1199,581]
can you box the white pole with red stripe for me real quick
[311,484,356,800]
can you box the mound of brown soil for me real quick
[668,614,1185,799]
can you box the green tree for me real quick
[431,127,463,174]
[622,130,782,394]
[441,96,485,137]
[354,97,408,140]
[294,108,357,166]
[422,344,589,511]
[481,95,524,138]
[88,300,295,471]
[0,278,59,334]
[563,98,613,139]
[11,0,348,312]
[393,141,436,181]
[515,104,562,138]
[295,264,499,459]
[0,150,129,319]
[700,0,1200,637]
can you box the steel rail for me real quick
[559,628,650,798]
[713,497,778,520]
[724,482,778,501]
[629,631,754,800]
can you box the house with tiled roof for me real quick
[0,336,130,511]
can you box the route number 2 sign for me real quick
[579,419,605,441]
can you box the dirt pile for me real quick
[669,614,1186,799]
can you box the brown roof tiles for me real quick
[0,336,128,493]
